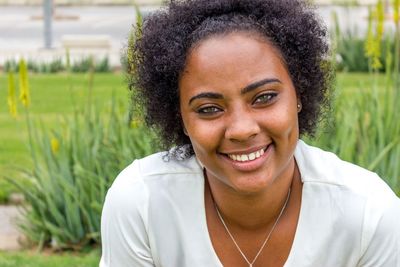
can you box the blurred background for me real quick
[0,0,399,266]
[0,0,394,70]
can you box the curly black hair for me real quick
[130,0,333,157]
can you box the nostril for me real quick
[225,124,260,142]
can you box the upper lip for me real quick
[220,144,271,155]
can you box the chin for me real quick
[231,175,273,194]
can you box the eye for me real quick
[196,105,223,115]
[253,92,278,106]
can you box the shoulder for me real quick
[295,140,396,199]
[358,197,400,266]
[105,151,202,208]
[295,140,400,262]
[136,151,204,178]
[100,152,204,266]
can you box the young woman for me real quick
[100,0,400,266]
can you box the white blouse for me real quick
[100,140,400,267]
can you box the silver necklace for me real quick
[214,188,291,267]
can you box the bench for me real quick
[61,34,111,50]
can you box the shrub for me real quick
[7,60,159,250]
[71,57,93,73]
[47,58,65,73]
[70,57,110,73]
[2,57,110,74]
[94,58,110,73]
[4,59,18,72]
[9,99,159,250]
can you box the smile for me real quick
[227,147,266,162]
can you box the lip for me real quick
[219,144,273,172]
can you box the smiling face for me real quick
[179,32,300,194]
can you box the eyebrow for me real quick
[241,78,281,94]
[188,78,282,105]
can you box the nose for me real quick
[224,108,260,142]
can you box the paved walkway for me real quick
[0,206,24,251]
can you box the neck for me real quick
[206,160,298,230]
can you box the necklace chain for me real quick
[214,188,291,267]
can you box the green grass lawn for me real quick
[0,72,129,203]
[0,250,99,267]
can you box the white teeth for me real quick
[227,147,266,162]
[249,152,256,160]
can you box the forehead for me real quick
[179,32,291,90]
[188,31,285,63]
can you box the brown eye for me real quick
[253,92,278,105]
[197,106,222,115]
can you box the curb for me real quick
[0,206,24,251]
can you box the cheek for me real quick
[261,106,299,138]
[185,119,224,150]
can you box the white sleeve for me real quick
[100,162,155,267]
[358,197,400,267]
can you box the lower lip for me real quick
[220,144,273,172]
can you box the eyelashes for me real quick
[196,105,223,115]
[195,91,279,117]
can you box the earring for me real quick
[297,103,302,112]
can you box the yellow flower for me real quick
[126,2,143,75]
[364,1,385,71]
[7,71,18,118]
[130,119,141,129]
[51,137,60,154]
[19,59,30,107]
[372,0,385,70]
[394,0,399,24]
[365,8,375,58]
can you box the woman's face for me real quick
[179,32,299,194]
